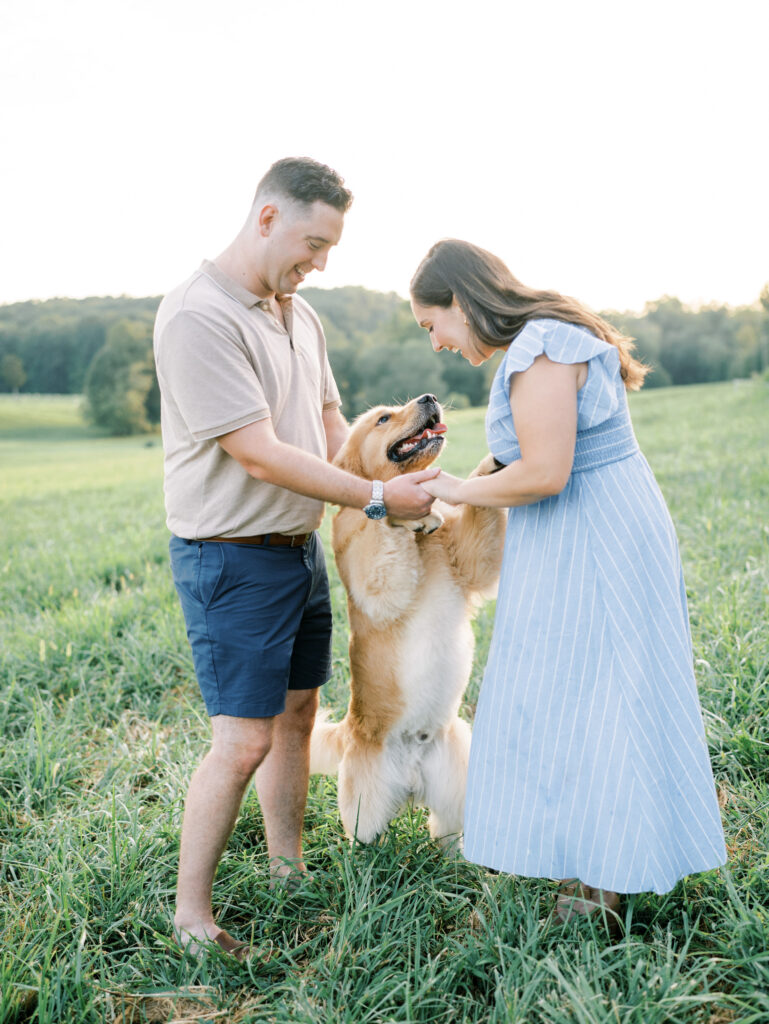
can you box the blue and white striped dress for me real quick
[463,319,726,894]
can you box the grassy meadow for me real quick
[1,382,768,1023]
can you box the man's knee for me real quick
[281,688,320,736]
[209,741,272,782]
[209,716,274,780]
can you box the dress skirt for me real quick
[464,319,726,894]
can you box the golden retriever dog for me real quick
[310,393,505,848]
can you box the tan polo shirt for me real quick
[153,260,341,539]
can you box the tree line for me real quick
[0,286,767,434]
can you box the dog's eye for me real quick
[376,414,390,425]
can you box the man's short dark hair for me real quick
[254,157,353,213]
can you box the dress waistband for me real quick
[570,407,640,473]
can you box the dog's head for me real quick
[334,394,446,481]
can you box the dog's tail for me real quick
[309,708,346,775]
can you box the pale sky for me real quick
[1,0,767,313]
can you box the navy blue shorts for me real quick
[169,532,333,718]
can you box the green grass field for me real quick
[1,382,768,1023]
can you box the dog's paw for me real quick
[421,510,445,534]
[470,453,505,478]
[387,510,444,534]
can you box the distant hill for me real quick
[1,286,766,407]
[0,295,162,330]
[300,286,404,336]
[0,286,405,349]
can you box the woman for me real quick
[410,239,726,928]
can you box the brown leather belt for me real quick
[202,533,310,547]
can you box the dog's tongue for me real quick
[415,423,447,440]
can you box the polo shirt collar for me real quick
[199,259,293,313]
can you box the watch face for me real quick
[364,502,388,520]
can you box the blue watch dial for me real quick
[363,502,388,520]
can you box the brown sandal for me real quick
[210,928,252,962]
[554,882,623,939]
[174,927,253,963]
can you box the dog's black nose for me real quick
[417,394,438,406]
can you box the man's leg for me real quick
[254,687,319,883]
[174,714,274,944]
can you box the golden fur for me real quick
[310,396,506,846]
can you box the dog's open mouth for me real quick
[387,414,447,463]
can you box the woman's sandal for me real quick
[554,881,623,939]
[174,926,253,963]
[208,928,252,962]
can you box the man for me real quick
[153,157,438,959]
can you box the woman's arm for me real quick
[423,354,582,507]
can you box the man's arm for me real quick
[218,417,439,519]
[322,405,349,462]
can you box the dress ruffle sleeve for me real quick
[486,318,624,465]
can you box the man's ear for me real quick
[257,203,278,237]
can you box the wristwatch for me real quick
[363,480,387,520]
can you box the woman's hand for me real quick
[421,471,466,505]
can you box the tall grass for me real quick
[1,381,768,1023]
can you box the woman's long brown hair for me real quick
[410,239,648,390]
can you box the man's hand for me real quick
[383,468,441,519]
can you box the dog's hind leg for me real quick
[338,742,407,844]
[422,718,471,851]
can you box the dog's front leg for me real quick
[341,523,421,626]
[443,454,506,594]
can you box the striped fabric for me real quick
[464,319,726,894]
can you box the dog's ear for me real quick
[333,436,365,478]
